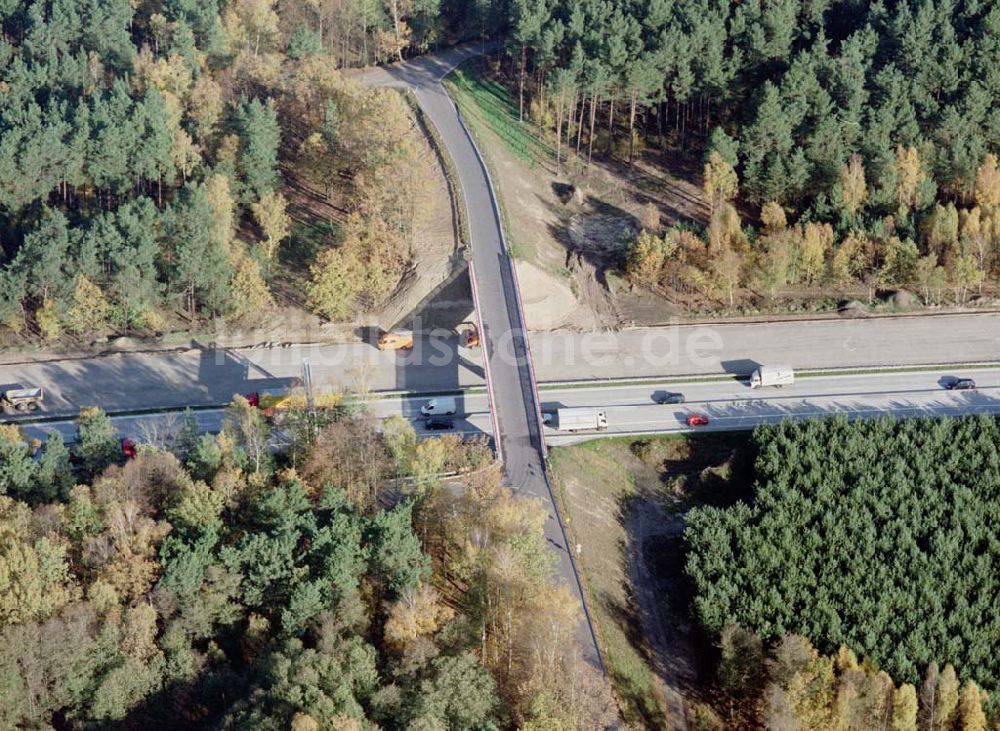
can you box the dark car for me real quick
[656,392,686,405]
[425,416,454,431]
[947,378,977,391]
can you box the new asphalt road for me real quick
[357,44,601,667]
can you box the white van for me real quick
[750,365,795,388]
[420,397,457,416]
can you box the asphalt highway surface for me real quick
[2,312,998,418]
[23,367,1000,448]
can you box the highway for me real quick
[540,367,1000,443]
[22,367,1000,449]
[1,312,998,418]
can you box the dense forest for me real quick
[684,415,1000,715]
[509,0,1000,306]
[0,401,614,728]
[0,0,508,341]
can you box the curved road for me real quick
[358,47,605,668]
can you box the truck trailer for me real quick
[1,387,43,413]
[554,408,608,432]
[750,365,794,388]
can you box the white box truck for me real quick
[750,365,794,388]
[554,408,608,432]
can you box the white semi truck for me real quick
[750,365,794,388]
[554,407,608,432]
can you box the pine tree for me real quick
[707,127,739,168]
[0,426,38,498]
[137,86,179,201]
[75,407,120,479]
[741,83,801,203]
[34,431,74,501]
[110,199,162,329]
[165,182,233,317]
[235,97,281,201]
[21,209,73,303]
[173,409,200,460]
[366,501,430,597]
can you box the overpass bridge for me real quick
[357,47,605,670]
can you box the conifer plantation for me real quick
[686,416,1000,716]
[510,0,1000,306]
[0,0,507,340]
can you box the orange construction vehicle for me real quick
[460,323,480,348]
[378,331,414,350]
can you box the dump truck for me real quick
[750,365,794,388]
[553,407,608,432]
[378,331,414,350]
[1,387,43,413]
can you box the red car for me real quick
[686,413,710,427]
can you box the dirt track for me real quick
[626,503,695,730]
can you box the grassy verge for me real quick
[444,61,554,165]
[548,433,752,728]
[443,60,550,262]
